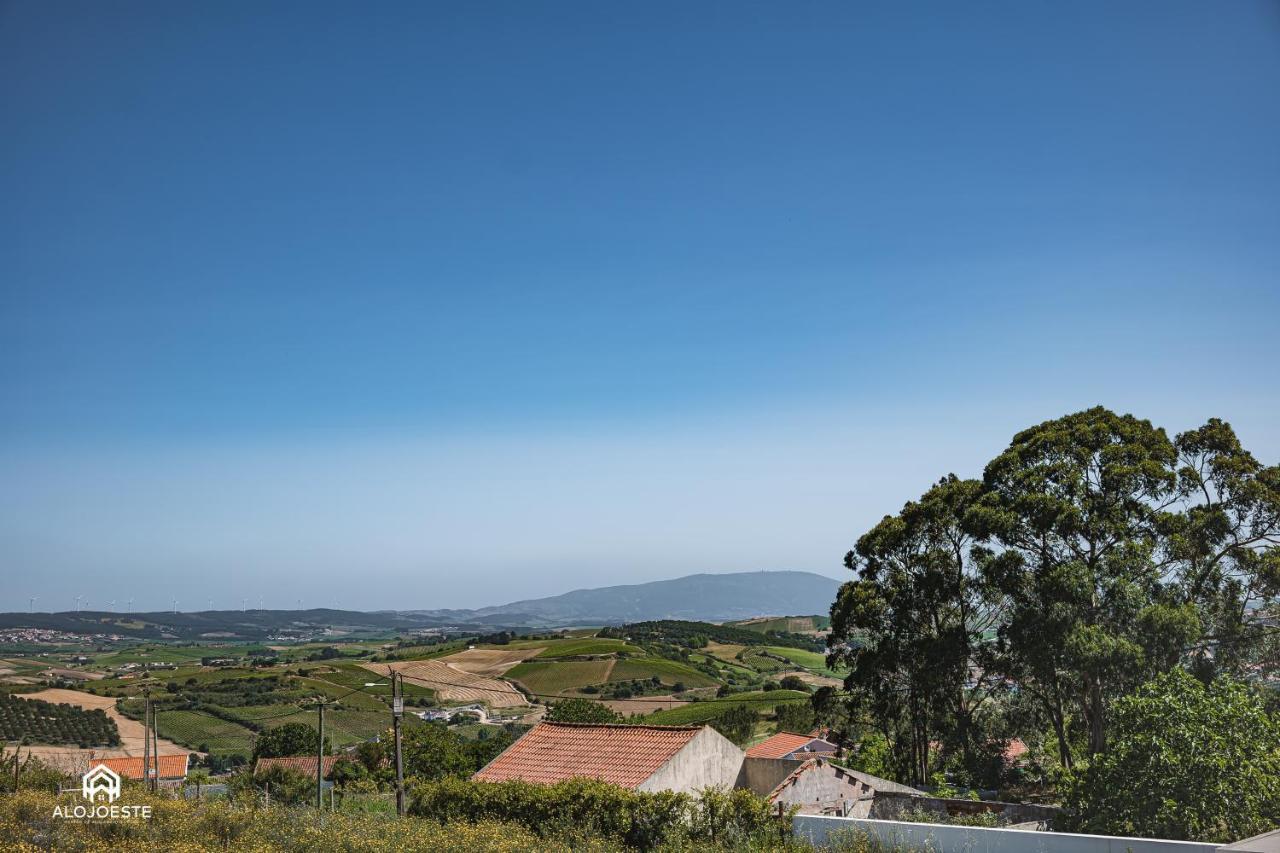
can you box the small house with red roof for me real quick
[745,731,837,761]
[472,721,745,794]
[93,754,189,782]
[254,755,343,779]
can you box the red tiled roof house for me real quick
[745,732,837,761]
[473,722,745,794]
[254,755,342,779]
[93,754,189,781]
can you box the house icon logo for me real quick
[82,763,121,803]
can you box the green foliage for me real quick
[251,721,329,760]
[0,692,120,746]
[831,474,1000,785]
[773,701,816,734]
[600,620,823,653]
[410,776,786,850]
[226,764,315,805]
[830,407,1280,790]
[401,722,514,781]
[0,747,67,793]
[0,789,574,851]
[709,705,760,746]
[1061,669,1280,842]
[777,675,810,693]
[546,697,622,723]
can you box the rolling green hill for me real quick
[642,690,810,725]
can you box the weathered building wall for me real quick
[768,760,871,816]
[639,726,744,794]
[869,791,1060,826]
[736,757,800,797]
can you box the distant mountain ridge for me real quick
[407,570,841,626]
[0,571,842,636]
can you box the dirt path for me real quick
[15,688,191,773]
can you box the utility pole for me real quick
[315,699,325,810]
[151,711,160,793]
[141,689,151,793]
[392,672,405,816]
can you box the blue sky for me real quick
[2,2,1278,612]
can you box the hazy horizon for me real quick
[3,3,1278,612]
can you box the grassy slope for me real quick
[153,709,256,756]
[757,646,842,677]
[506,660,615,695]
[608,658,719,688]
[533,638,645,658]
[642,690,810,725]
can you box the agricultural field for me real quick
[737,649,790,673]
[642,690,810,726]
[0,658,47,684]
[439,647,544,677]
[308,662,435,700]
[756,646,842,677]
[87,644,236,667]
[518,638,644,658]
[0,691,120,746]
[152,709,256,757]
[365,659,527,708]
[506,659,615,696]
[607,658,719,688]
[727,615,830,634]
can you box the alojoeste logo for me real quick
[82,763,121,803]
[52,762,152,821]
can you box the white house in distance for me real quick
[472,721,744,793]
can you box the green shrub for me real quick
[410,776,786,850]
[1061,669,1280,842]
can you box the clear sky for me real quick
[2,2,1278,613]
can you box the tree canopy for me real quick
[829,407,1280,787]
[1061,668,1280,842]
[251,722,329,760]
[546,698,623,724]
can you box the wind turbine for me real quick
[241,598,247,613]
[28,596,36,613]
[74,595,82,613]
[207,598,213,612]
[172,598,179,614]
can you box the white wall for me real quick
[793,815,1221,853]
[639,727,745,794]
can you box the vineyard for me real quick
[0,692,120,747]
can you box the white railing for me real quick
[793,815,1221,853]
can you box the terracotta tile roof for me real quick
[254,755,341,779]
[746,732,833,759]
[473,722,702,788]
[1003,738,1028,763]
[94,754,188,780]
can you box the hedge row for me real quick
[410,777,787,850]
